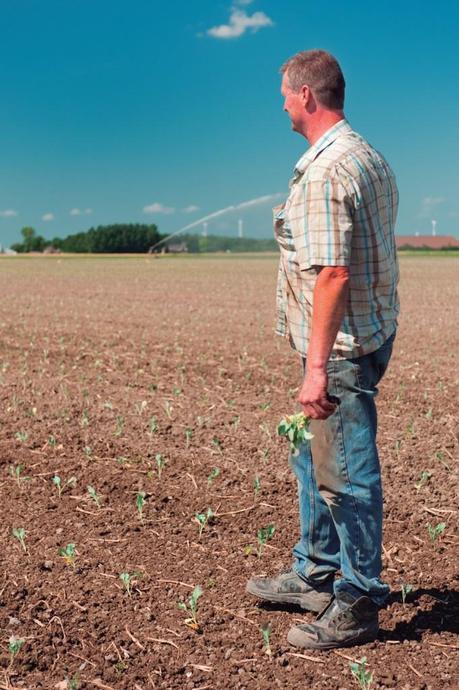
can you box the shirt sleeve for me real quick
[287,170,355,270]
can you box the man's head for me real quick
[280,50,345,140]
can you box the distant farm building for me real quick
[162,242,188,254]
[396,235,459,250]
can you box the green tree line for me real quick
[11,224,161,253]
[11,226,278,254]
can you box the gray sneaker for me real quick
[287,591,379,649]
[246,569,334,612]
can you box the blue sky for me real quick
[1,0,458,247]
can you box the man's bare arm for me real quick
[298,266,350,420]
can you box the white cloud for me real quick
[0,209,18,218]
[42,213,55,221]
[419,196,446,218]
[143,202,175,215]
[182,205,200,213]
[70,207,93,216]
[207,8,274,39]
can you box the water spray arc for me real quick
[148,192,284,252]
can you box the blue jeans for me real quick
[290,332,395,606]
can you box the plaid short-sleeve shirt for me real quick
[274,119,400,359]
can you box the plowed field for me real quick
[0,255,457,689]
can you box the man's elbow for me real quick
[319,265,350,283]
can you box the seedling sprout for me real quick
[12,527,27,552]
[87,485,102,508]
[427,522,446,543]
[414,471,432,490]
[178,584,202,630]
[401,583,413,605]
[8,636,25,666]
[349,656,374,690]
[9,464,30,488]
[52,474,77,498]
[119,571,142,596]
[207,467,220,485]
[155,454,166,479]
[260,623,272,656]
[257,524,275,557]
[136,490,146,520]
[59,543,77,568]
[195,507,214,537]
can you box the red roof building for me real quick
[396,235,459,249]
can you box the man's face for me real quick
[281,72,306,134]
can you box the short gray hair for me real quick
[281,49,345,110]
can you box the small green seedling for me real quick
[119,571,142,596]
[87,485,102,508]
[114,415,124,437]
[260,623,272,656]
[178,584,202,630]
[185,428,193,448]
[67,675,79,690]
[59,543,77,568]
[52,475,76,498]
[195,507,214,537]
[15,431,29,443]
[257,524,275,557]
[8,636,25,666]
[278,412,314,454]
[414,471,432,490]
[9,464,30,488]
[12,527,27,552]
[155,454,166,479]
[148,416,158,435]
[136,491,146,520]
[163,400,173,419]
[253,475,261,496]
[427,522,446,543]
[350,656,373,690]
[401,583,413,605]
[207,467,220,485]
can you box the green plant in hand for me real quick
[257,524,275,557]
[59,543,77,568]
[260,623,272,656]
[278,412,313,454]
[195,507,214,537]
[350,656,374,690]
[12,527,27,552]
[178,585,202,630]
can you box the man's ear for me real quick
[300,84,312,106]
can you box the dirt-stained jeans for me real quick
[290,332,395,606]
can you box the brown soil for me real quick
[0,255,457,690]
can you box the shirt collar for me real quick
[291,119,353,182]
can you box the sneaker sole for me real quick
[246,581,332,613]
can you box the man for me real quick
[246,49,399,650]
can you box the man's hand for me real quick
[298,367,337,420]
